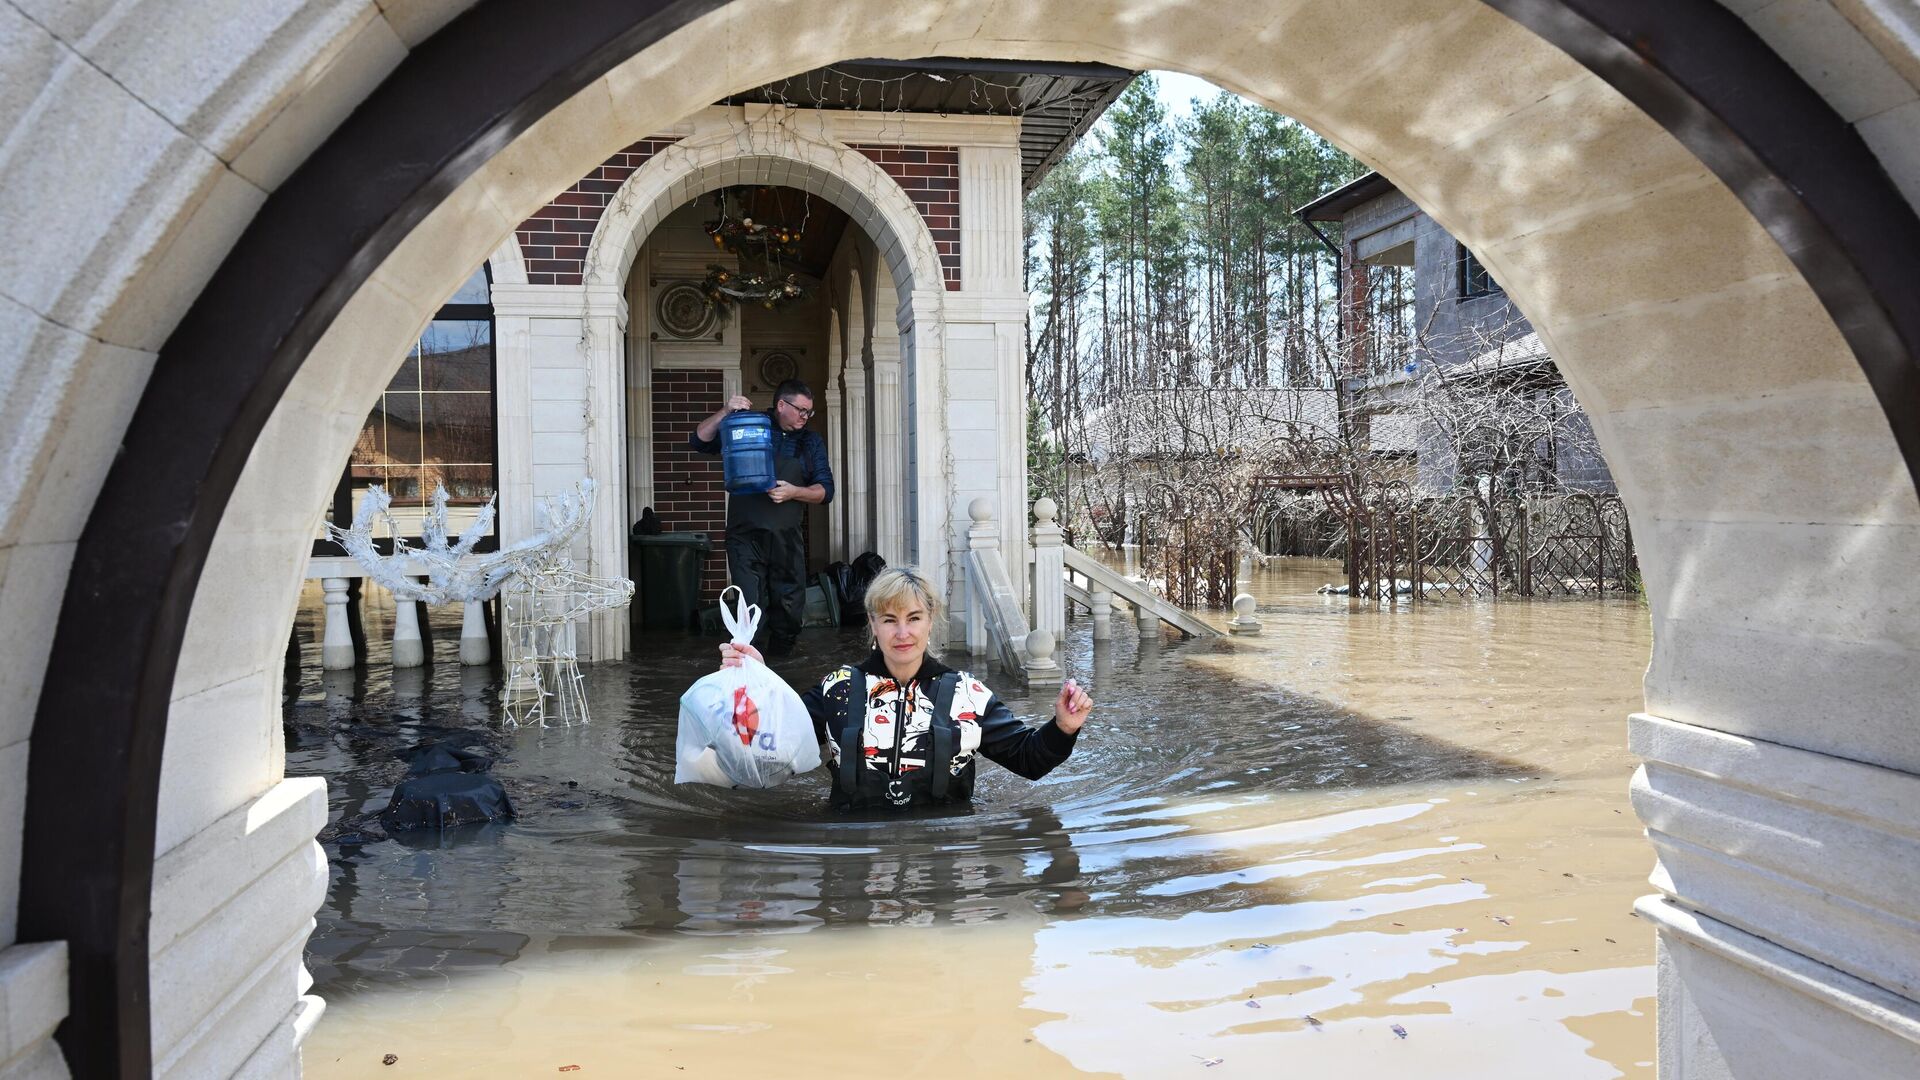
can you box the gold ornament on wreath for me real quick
[700,186,813,313]
[702,264,808,312]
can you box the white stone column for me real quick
[491,309,535,547]
[625,269,654,552]
[846,358,872,557]
[460,600,490,665]
[491,282,630,662]
[871,332,903,567]
[964,498,996,655]
[1090,587,1113,642]
[959,142,1024,296]
[320,578,355,670]
[906,288,950,603]
[582,285,630,661]
[995,317,1029,609]
[1632,713,1920,1079]
[1030,498,1065,642]
[960,141,1030,612]
[826,326,847,563]
[390,591,424,668]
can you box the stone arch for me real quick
[488,232,530,286]
[578,130,950,569]
[5,1,1917,1076]
[582,130,946,314]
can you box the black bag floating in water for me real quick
[379,742,515,832]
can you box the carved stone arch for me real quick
[11,3,1920,1077]
[581,130,944,317]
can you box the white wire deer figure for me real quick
[492,484,633,729]
[328,479,633,728]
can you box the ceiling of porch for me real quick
[717,57,1136,191]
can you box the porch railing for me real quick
[1022,497,1222,645]
[960,498,1063,686]
[305,555,492,671]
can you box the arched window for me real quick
[314,264,499,555]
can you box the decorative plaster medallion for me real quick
[656,280,718,339]
[757,349,799,388]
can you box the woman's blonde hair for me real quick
[864,566,942,622]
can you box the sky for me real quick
[1148,70,1246,122]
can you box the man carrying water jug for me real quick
[689,380,834,657]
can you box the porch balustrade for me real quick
[307,557,493,672]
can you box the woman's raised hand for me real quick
[1053,678,1093,735]
[719,641,764,669]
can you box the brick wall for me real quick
[650,370,729,601]
[519,138,961,290]
[851,145,962,290]
[516,137,679,285]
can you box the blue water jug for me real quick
[719,410,776,494]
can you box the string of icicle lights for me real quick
[734,64,1029,117]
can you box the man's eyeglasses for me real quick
[780,397,816,419]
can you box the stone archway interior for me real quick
[1,1,1916,1076]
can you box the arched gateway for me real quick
[4,2,1918,1077]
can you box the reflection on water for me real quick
[293,559,1655,1077]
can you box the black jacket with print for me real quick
[800,649,1077,810]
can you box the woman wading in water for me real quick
[719,567,1093,810]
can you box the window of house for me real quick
[1362,261,1415,376]
[1457,243,1502,299]
[313,265,498,555]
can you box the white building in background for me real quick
[307,61,1133,658]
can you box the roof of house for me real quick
[1464,330,1550,370]
[1293,170,1397,222]
[722,58,1136,191]
[1068,387,1343,462]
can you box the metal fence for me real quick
[1255,477,1637,601]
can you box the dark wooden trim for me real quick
[1480,0,1920,493]
[19,0,1920,1076]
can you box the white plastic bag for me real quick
[674,587,821,788]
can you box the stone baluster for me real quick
[460,600,491,665]
[1030,498,1065,643]
[1090,586,1113,641]
[1023,629,1062,686]
[1227,593,1262,635]
[391,587,426,668]
[966,498,996,655]
[321,578,356,670]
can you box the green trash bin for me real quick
[632,532,710,631]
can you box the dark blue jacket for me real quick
[689,410,835,504]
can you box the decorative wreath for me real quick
[702,264,808,312]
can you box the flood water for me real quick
[291,558,1655,1077]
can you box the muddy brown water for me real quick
[291,557,1655,1077]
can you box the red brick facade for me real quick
[515,137,679,285]
[517,140,965,599]
[517,139,963,290]
[650,370,729,601]
[851,145,963,290]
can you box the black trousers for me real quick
[725,524,806,655]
